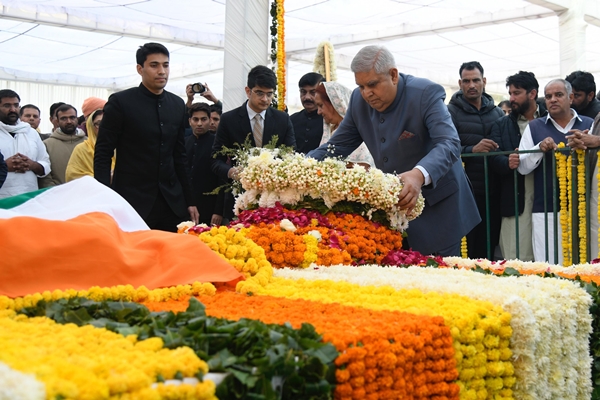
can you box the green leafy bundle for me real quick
[19,297,338,400]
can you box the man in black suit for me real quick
[94,42,199,231]
[211,65,296,181]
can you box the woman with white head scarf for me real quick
[315,81,374,167]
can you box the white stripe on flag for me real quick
[0,176,148,232]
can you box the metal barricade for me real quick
[460,147,598,264]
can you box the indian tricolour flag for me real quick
[0,176,242,298]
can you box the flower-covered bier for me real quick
[235,148,425,231]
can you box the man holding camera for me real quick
[185,82,222,110]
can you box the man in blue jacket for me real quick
[309,45,479,256]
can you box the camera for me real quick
[191,83,206,94]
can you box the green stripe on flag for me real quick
[0,187,52,209]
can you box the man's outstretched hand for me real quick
[397,168,425,213]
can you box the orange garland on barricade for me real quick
[577,149,587,261]
[143,292,460,400]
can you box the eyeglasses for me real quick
[252,90,274,99]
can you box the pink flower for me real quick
[381,249,447,267]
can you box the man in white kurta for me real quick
[0,89,50,199]
[517,80,593,264]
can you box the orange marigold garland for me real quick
[244,224,306,269]
[236,206,403,267]
[144,292,460,400]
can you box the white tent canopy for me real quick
[1,0,600,131]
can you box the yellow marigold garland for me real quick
[276,0,285,110]
[300,234,319,268]
[577,149,587,261]
[0,283,216,312]
[196,226,274,294]
[567,149,574,263]
[461,236,468,259]
[556,144,571,265]
[0,310,216,400]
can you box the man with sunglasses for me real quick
[211,65,296,181]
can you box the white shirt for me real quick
[246,102,266,131]
[517,109,583,175]
[0,120,51,198]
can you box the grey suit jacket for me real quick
[309,73,480,255]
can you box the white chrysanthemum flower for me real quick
[279,219,297,232]
[307,230,322,241]
[0,362,45,400]
[232,148,425,231]
[258,191,279,209]
[234,190,258,215]
[176,221,195,232]
[279,188,302,205]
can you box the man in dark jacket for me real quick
[185,102,222,226]
[0,151,6,188]
[489,71,546,261]
[448,61,504,259]
[565,71,600,119]
[94,42,199,231]
[290,72,324,153]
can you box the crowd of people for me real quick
[0,41,598,262]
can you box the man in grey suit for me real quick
[308,45,480,256]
